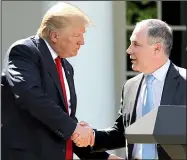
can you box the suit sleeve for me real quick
[4,44,77,140]
[91,84,127,152]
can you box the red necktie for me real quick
[55,57,73,160]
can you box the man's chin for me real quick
[72,51,78,56]
[68,51,78,58]
[132,65,139,72]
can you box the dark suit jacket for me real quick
[1,35,109,160]
[92,62,186,160]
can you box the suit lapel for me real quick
[61,59,76,116]
[127,74,144,159]
[160,63,179,105]
[34,36,66,108]
[130,74,144,125]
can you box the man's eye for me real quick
[134,43,139,46]
[74,34,80,37]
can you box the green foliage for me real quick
[127,1,157,25]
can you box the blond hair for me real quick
[37,2,92,40]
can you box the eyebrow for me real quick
[130,40,139,44]
[130,38,137,42]
[74,31,86,34]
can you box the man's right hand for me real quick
[71,122,94,147]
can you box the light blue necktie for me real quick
[142,75,156,159]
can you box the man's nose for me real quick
[81,39,85,45]
[79,36,85,45]
[126,47,131,55]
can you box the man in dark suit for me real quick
[1,2,112,160]
[74,19,186,159]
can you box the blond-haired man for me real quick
[1,2,115,160]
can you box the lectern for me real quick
[125,105,186,159]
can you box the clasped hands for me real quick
[71,121,94,147]
[71,121,124,159]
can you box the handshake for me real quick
[71,121,94,147]
[71,121,124,160]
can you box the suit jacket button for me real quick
[63,149,65,152]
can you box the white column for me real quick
[112,1,127,158]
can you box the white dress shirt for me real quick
[132,59,170,159]
[44,40,71,115]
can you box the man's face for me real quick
[52,25,86,58]
[126,26,156,73]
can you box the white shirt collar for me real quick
[44,39,58,61]
[152,59,170,82]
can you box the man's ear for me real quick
[154,42,162,54]
[49,30,58,43]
